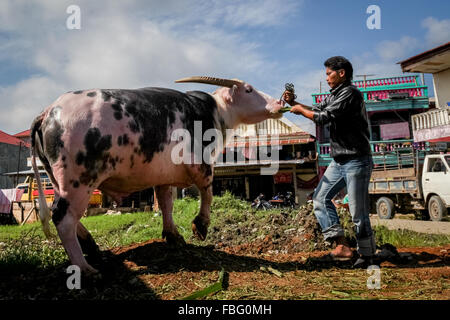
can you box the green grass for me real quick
[374,225,450,247]
[0,226,67,273]
[0,222,46,241]
[0,192,449,273]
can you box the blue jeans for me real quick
[313,155,376,256]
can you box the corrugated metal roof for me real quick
[1,169,46,176]
[0,130,30,147]
[398,42,450,66]
[234,117,311,137]
[13,129,31,138]
[226,133,315,147]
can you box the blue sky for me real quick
[0,0,449,135]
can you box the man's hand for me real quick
[288,104,315,120]
[282,90,295,104]
[289,105,304,115]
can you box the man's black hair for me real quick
[324,56,353,81]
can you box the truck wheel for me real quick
[376,197,395,219]
[428,195,446,221]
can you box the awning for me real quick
[398,42,450,73]
[226,133,315,148]
[1,169,46,176]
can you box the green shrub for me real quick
[0,227,66,273]
[211,191,251,213]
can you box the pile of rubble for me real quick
[204,201,415,263]
[203,202,338,254]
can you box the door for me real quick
[422,156,450,206]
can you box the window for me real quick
[428,158,445,173]
[17,185,28,193]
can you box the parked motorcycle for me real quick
[271,191,296,209]
[282,191,296,209]
[251,193,273,210]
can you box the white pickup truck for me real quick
[369,151,450,221]
[421,154,450,220]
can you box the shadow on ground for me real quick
[1,239,448,300]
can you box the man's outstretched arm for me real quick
[283,87,355,125]
[283,91,315,120]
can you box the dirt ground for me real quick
[1,204,448,300]
[114,240,450,300]
[1,239,448,300]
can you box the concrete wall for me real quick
[296,188,314,205]
[433,68,450,108]
[0,143,29,189]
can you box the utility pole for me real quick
[355,74,376,89]
[15,142,22,187]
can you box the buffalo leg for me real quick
[191,164,214,241]
[192,184,212,241]
[53,195,98,275]
[77,222,101,262]
[155,185,185,246]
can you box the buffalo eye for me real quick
[245,87,253,93]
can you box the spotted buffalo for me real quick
[31,76,283,274]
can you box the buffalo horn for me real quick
[175,76,243,88]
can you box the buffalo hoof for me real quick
[82,268,103,287]
[82,264,100,277]
[162,230,186,247]
[192,216,209,241]
[78,234,102,263]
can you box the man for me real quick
[283,56,376,267]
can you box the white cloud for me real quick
[0,76,66,132]
[422,17,450,47]
[0,0,300,134]
[351,53,403,78]
[219,0,302,28]
[376,36,420,61]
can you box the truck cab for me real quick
[369,148,449,221]
[16,174,51,202]
[422,154,450,221]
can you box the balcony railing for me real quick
[412,107,450,131]
[352,75,419,89]
[317,139,429,166]
[312,75,428,105]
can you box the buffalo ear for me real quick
[223,85,237,104]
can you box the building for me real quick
[399,42,450,147]
[399,42,450,109]
[0,130,30,189]
[213,117,317,204]
[312,75,430,176]
[13,129,32,146]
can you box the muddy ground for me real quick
[1,204,449,300]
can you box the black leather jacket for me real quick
[312,81,371,162]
